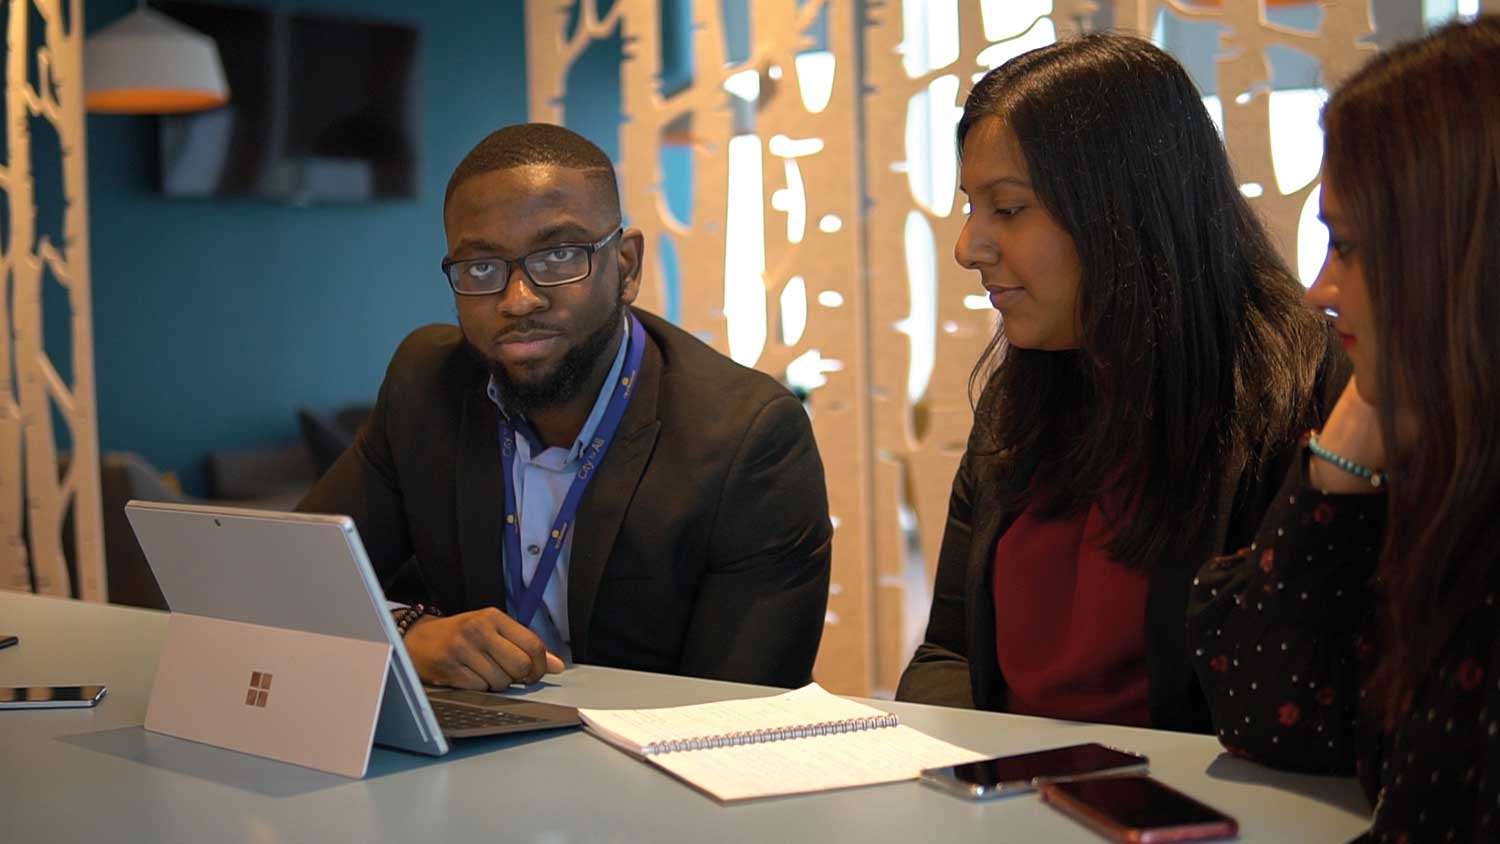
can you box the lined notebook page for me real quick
[578,683,987,801]
[651,724,987,802]
[579,683,889,754]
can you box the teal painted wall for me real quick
[82,0,623,493]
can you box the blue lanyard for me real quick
[498,313,645,627]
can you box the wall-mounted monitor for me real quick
[156,1,420,203]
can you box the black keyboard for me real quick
[431,699,545,730]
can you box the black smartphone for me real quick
[0,634,17,650]
[1040,775,1238,842]
[920,742,1149,799]
[0,685,107,709]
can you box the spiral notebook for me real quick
[577,683,987,802]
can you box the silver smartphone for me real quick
[920,742,1149,800]
[0,685,107,709]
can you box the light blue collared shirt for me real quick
[485,318,630,664]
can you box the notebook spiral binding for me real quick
[641,713,900,755]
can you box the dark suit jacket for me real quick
[895,339,1349,731]
[299,308,832,688]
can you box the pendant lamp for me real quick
[85,4,228,114]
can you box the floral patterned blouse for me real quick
[1188,458,1500,843]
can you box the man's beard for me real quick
[473,301,625,417]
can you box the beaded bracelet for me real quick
[1307,432,1387,488]
[394,602,443,637]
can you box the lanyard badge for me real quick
[498,314,645,626]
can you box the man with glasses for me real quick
[299,123,832,690]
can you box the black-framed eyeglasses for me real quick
[441,226,624,296]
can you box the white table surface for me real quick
[0,590,1370,842]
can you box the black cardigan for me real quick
[896,344,1348,732]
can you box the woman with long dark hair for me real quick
[895,33,1344,731]
[1189,17,1500,838]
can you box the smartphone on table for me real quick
[920,742,1149,799]
[0,685,107,709]
[1040,775,1238,842]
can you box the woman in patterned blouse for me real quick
[1189,17,1500,843]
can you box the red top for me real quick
[991,495,1152,727]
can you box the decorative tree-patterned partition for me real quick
[0,0,104,601]
[528,0,1395,695]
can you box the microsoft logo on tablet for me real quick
[245,671,272,707]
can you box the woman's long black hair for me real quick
[962,33,1328,570]
[1321,17,1500,720]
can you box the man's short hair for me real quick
[444,123,621,218]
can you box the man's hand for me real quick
[1310,379,1386,495]
[402,608,565,689]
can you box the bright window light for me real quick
[768,135,825,158]
[975,15,1055,73]
[723,68,760,102]
[1297,183,1325,288]
[781,276,808,346]
[963,294,990,310]
[724,134,768,367]
[904,74,961,218]
[1268,88,1326,194]
[786,348,844,393]
[1240,183,1264,198]
[901,0,960,77]
[817,290,845,308]
[770,160,807,244]
[1201,95,1224,137]
[898,211,937,404]
[795,51,836,114]
[1426,0,1467,27]
[980,0,1052,42]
